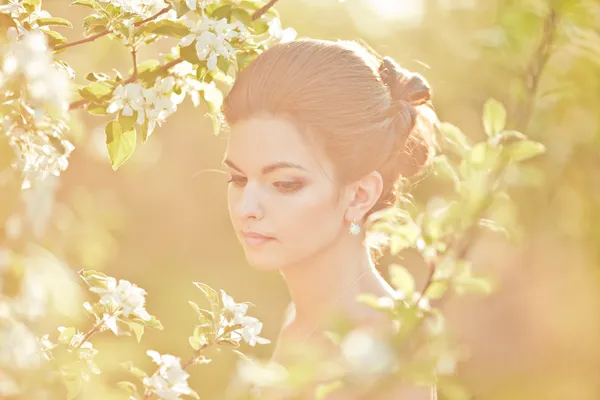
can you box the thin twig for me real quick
[252,0,280,20]
[517,8,558,131]
[53,30,110,51]
[74,318,105,349]
[134,5,172,27]
[132,47,139,78]
[181,344,209,369]
[53,5,172,52]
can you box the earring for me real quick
[349,221,361,235]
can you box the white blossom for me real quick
[180,18,242,71]
[4,118,75,190]
[106,77,185,137]
[2,30,71,113]
[435,353,457,376]
[143,350,198,400]
[220,289,248,324]
[239,316,270,346]
[99,0,170,19]
[0,321,42,370]
[106,83,146,120]
[217,290,270,346]
[340,328,395,376]
[38,334,56,361]
[171,60,204,107]
[268,18,297,43]
[89,278,152,323]
[236,358,288,388]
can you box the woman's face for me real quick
[224,115,348,271]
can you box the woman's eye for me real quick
[227,175,247,187]
[273,181,304,193]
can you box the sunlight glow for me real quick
[346,0,426,38]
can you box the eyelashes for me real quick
[227,175,247,187]
[226,175,305,194]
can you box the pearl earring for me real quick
[349,221,361,235]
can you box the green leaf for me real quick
[389,264,415,296]
[432,155,460,188]
[189,335,205,350]
[193,282,220,307]
[424,281,449,300]
[207,113,222,135]
[71,0,101,9]
[58,327,77,344]
[116,381,138,397]
[23,0,42,13]
[356,293,385,310]
[144,20,190,38]
[438,122,471,155]
[144,315,164,330]
[45,30,68,48]
[496,129,527,144]
[169,0,191,18]
[236,49,260,71]
[315,380,344,400]
[137,60,167,86]
[211,4,233,20]
[219,323,243,337]
[251,18,270,34]
[84,72,111,82]
[79,270,108,287]
[105,120,136,170]
[180,42,200,64]
[454,275,493,296]
[86,103,108,115]
[217,338,241,348]
[63,375,82,400]
[118,110,137,131]
[217,56,231,74]
[37,17,73,28]
[505,140,545,162]
[188,301,214,324]
[82,14,108,34]
[121,361,149,379]
[139,119,152,143]
[231,7,252,26]
[129,322,144,343]
[78,81,113,102]
[0,15,18,36]
[483,98,506,136]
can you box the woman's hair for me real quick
[222,38,438,215]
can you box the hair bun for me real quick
[378,56,432,107]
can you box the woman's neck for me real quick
[279,233,392,329]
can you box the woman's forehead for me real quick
[225,116,334,176]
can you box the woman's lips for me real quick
[241,231,275,247]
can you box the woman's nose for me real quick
[234,183,264,220]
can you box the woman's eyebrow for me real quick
[222,159,307,174]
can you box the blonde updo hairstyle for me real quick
[223,38,438,216]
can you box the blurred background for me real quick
[1,0,600,399]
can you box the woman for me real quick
[222,38,438,399]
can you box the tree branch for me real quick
[252,0,280,20]
[68,57,184,111]
[53,5,172,52]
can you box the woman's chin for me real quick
[244,255,284,271]
[241,248,288,271]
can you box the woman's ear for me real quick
[344,170,384,222]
